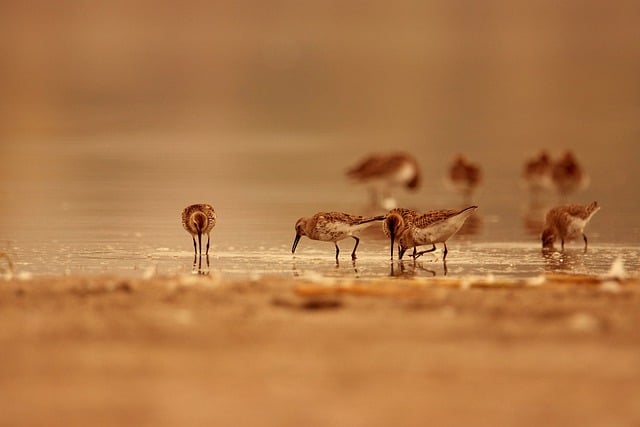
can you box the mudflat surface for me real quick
[1,274,639,426]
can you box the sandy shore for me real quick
[1,273,639,426]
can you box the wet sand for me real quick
[1,274,639,426]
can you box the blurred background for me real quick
[1,0,639,274]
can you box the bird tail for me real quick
[456,205,479,218]
[587,201,600,214]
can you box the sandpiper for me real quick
[292,212,385,260]
[347,152,420,209]
[182,204,217,255]
[385,206,478,261]
[541,202,600,250]
[446,154,481,202]
[382,207,418,260]
[551,151,589,196]
[523,150,554,193]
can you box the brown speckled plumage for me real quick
[385,206,478,261]
[292,212,384,260]
[542,202,600,250]
[182,204,217,255]
[382,208,418,260]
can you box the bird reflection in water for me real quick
[192,253,210,275]
[291,258,359,278]
[541,248,585,273]
[389,259,443,277]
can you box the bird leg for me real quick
[413,244,436,259]
[192,237,197,256]
[398,246,407,260]
[351,236,360,260]
[443,242,448,261]
[583,233,588,251]
[334,243,340,261]
[206,234,210,255]
[197,232,202,255]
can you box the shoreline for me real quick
[1,273,639,425]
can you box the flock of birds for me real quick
[182,149,599,268]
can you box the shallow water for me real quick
[1,133,639,280]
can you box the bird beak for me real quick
[292,234,301,254]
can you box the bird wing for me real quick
[412,209,459,228]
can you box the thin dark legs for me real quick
[192,233,211,256]
[413,244,437,259]
[351,236,360,260]
[334,236,360,261]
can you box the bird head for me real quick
[541,227,555,249]
[291,217,309,254]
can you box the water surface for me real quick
[1,133,638,280]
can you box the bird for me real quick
[446,154,481,202]
[385,206,478,261]
[292,212,385,261]
[523,150,554,193]
[346,152,420,210]
[181,204,217,256]
[382,207,418,260]
[551,151,589,196]
[541,202,600,250]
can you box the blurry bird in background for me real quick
[347,152,420,210]
[445,154,482,204]
[552,150,589,198]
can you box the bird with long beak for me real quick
[384,206,478,261]
[292,212,385,261]
[382,208,418,260]
[181,204,217,256]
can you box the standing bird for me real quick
[382,208,418,260]
[446,154,482,202]
[551,151,589,196]
[182,204,217,256]
[523,150,554,193]
[541,202,600,250]
[347,152,421,210]
[292,212,385,261]
[385,206,478,261]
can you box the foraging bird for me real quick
[292,212,385,260]
[182,204,217,256]
[382,208,418,260]
[384,206,478,261]
[347,152,420,209]
[541,202,600,250]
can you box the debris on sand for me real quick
[603,257,627,281]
